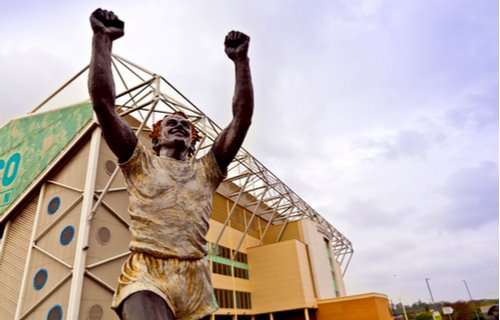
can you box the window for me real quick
[209,243,250,279]
[211,243,231,259]
[47,305,63,320]
[214,289,234,309]
[212,262,232,276]
[234,267,249,279]
[324,238,339,296]
[60,225,75,246]
[214,289,252,309]
[211,243,248,263]
[47,196,61,215]
[97,226,111,245]
[87,304,104,320]
[33,268,48,290]
[104,160,117,175]
[235,291,252,309]
[233,250,248,263]
[219,246,232,259]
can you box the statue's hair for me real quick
[149,111,201,156]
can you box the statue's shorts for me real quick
[111,252,218,320]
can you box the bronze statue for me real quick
[88,8,254,320]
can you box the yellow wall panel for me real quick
[212,193,228,224]
[247,240,315,314]
[261,220,302,245]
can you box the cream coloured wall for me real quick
[299,218,343,299]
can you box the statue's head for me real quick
[149,111,201,157]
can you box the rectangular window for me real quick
[232,250,248,263]
[211,243,232,259]
[233,266,249,279]
[235,291,252,309]
[214,288,234,309]
[212,261,232,276]
[324,238,339,296]
[214,289,251,309]
[209,242,249,279]
[221,246,231,259]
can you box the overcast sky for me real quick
[0,0,498,305]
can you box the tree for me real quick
[415,312,433,320]
[449,301,475,320]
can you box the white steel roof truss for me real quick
[29,54,353,275]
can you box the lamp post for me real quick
[400,298,409,320]
[425,278,442,320]
[463,280,480,320]
[425,278,436,306]
[391,273,409,320]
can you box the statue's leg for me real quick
[120,290,174,320]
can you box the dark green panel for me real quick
[0,103,93,218]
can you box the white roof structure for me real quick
[25,54,354,275]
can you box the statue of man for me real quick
[88,8,253,320]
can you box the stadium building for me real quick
[0,56,392,320]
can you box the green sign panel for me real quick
[0,103,93,218]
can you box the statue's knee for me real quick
[121,291,173,320]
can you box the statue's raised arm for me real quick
[212,30,254,172]
[88,8,137,163]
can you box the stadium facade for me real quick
[0,56,392,320]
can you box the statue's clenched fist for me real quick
[224,31,250,61]
[90,8,124,41]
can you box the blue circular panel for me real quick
[47,197,61,215]
[60,226,75,246]
[47,304,63,320]
[33,268,48,291]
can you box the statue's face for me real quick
[159,114,193,151]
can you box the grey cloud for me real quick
[338,197,421,232]
[440,161,498,228]
[445,88,499,132]
[354,129,445,161]
[0,49,77,124]
[383,130,437,159]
